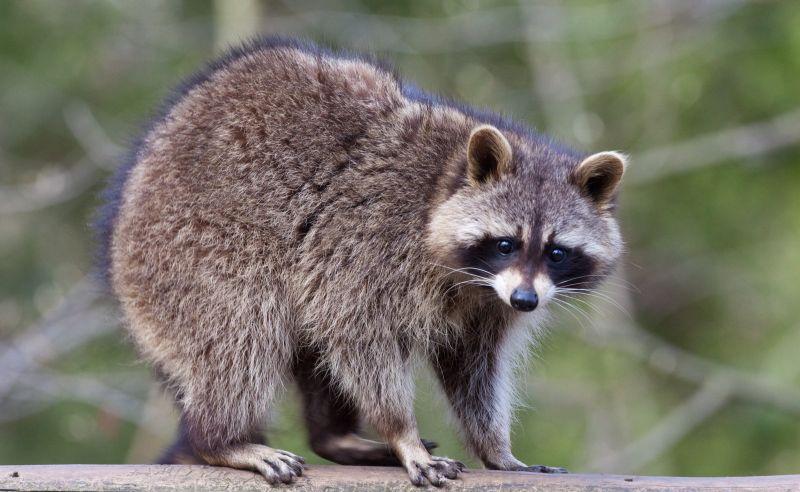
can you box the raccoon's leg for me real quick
[157,299,305,484]
[324,340,464,486]
[157,415,267,465]
[294,348,437,466]
[179,387,307,485]
[430,330,567,474]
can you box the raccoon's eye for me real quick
[496,239,516,255]
[548,247,568,263]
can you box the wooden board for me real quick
[1,464,799,491]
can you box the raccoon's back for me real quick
[101,40,457,305]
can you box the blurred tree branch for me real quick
[630,107,800,184]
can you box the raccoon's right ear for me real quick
[573,151,628,207]
[467,125,513,186]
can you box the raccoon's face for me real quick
[428,124,627,313]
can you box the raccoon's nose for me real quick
[510,288,539,312]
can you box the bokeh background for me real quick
[2,0,800,476]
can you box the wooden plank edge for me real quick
[1,464,799,491]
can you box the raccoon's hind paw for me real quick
[407,456,465,487]
[513,464,568,474]
[202,444,306,485]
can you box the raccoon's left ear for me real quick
[467,125,513,186]
[573,151,628,207]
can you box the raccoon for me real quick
[97,37,626,486]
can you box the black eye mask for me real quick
[456,236,520,278]
[545,246,596,288]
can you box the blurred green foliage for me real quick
[1,0,800,477]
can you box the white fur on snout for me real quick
[533,273,555,306]
[493,269,522,306]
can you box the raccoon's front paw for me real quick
[202,444,306,485]
[407,456,465,487]
[512,464,568,474]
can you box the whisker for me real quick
[557,275,639,293]
[429,263,494,280]
[557,274,635,284]
[555,293,601,316]
[557,281,635,294]
[434,264,493,276]
[553,293,596,320]
[445,280,493,292]
[556,288,631,318]
[549,296,591,329]
[558,287,626,305]
[560,273,637,284]
[444,278,494,295]
[557,290,624,310]
[474,257,497,272]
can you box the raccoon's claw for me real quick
[202,444,306,485]
[256,449,305,484]
[408,456,464,487]
[514,464,568,474]
[431,456,465,478]
[276,449,306,464]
